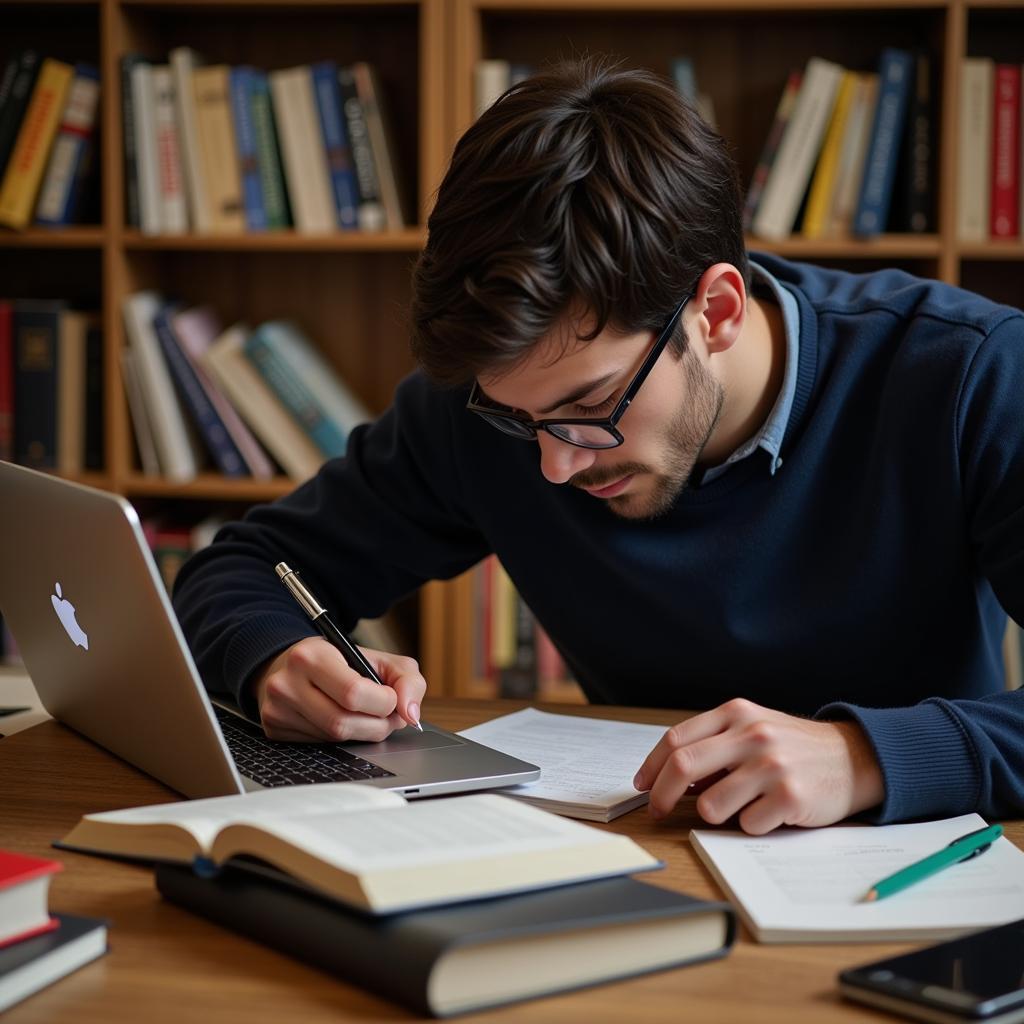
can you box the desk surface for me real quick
[2,699,1006,1024]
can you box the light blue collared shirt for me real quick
[700,262,800,484]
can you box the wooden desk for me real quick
[2,700,1008,1023]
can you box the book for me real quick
[897,51,934,234]
[269,66,336,233]
[157,861,734,1018]
[0,913,107,1014]
[752,57,844,240]
[12,299,63,468]
[990,64,1021,239]
[120,347,161,476]
[826,72,878,237]
[229,66,267,231]
[191,65,245,233]
[151,65,188,234]
[459,708,668,822]
[57,784,661,915]
[311,61,359,230]
[743,70,802,233]
[130,60,161,235]
[120,55,142,229]
[169,46,208,232]
[338,65,386,231]
[853,48,914,237]
[802,70,858,239]
[690,813,1024,943]
[34,64,100,227]
[474,59,511,118]
[245,68,290,230]
[121,290,200,481]
[957,58,994,243]
[0,850,60,949]
[201,324,336,481]
[0,58,73,229]
[0,52,41,183]
[351,62,406,230]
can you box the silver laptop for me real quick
[0,461,540,799]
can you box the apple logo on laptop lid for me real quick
[51,582,89,650]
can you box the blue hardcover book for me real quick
[229,66,267,231]
[853,48,914,237]
[243,327,348,458]
[12,300,63,469]
[35,64,101,226]
[152,305,248,477]
[247,69,290,230]
[311,61,359,230]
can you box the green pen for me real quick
[862,824,1004,902]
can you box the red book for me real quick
[0,850,61,948]
[991,64,1021,238]
[0,301,11,462]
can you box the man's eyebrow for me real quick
[535,372,619,416]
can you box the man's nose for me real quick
[537,431,596,484]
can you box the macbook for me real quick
[0,461,540,799]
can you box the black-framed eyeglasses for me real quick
[466,291,693,450]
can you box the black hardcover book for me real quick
[84,317,104,470]
[120,54,145,230]
[0,913,108,1014]
[894,51,934,233]
[157,862,734,1018]
[0,51,41,181]
[12,300,63,469]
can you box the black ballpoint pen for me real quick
[275,561,422,731]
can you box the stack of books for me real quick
[57,785,734,1016]
[745,48,932,240]
[122,50,406,235]
[0,850,107,1014]
[121,291,372,482]
[0,299,103,473]
[0,52,100,231]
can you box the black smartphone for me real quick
[840,919,1024,1023]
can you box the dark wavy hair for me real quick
[410,57,750,386]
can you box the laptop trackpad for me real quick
[341,726,463,755]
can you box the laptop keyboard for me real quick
[214,706,396,788]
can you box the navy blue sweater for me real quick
[173,254,1024,824]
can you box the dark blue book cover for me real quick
[311,62,359,230]
[230,66,268,231]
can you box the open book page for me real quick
[76,783,404,852]
[458,709,666,815]
[691,814,1024,942]
[244,793,652,872]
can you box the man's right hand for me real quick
[252,637,427,742]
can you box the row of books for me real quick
[959,58,1024,242]
[0,52,100,230]
[0,300,104,473]
[472,555,582,702]
[123,50,406,236]
[746,48,933,240]
[121,291,372,483]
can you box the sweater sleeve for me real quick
[172,372,490,715]
[817,313,1024,824]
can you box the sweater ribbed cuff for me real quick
[815,699,980,823]
[223,613,318,722]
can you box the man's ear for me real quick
[693,264,747,356]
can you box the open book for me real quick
[691,813,1024,943]
[57,785,660,914]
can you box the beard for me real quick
[570,345,725,521]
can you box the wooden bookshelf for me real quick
[2,0,1022,699]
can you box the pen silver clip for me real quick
[275,562,324,619]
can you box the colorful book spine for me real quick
[243,331,348,458]
[34,64,100,226]
[152,65,187,234]
[802,70,858,239]
[852,48,913,237]
[311,61,359,230]
[151,306,247,477]
[229,66,268,231]
[990,64,1021,239]
[246,69,290,230]
[0,58,73,229]
[12,300,63,468]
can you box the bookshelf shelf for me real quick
[121,474,297,501]
[121,229,427,252]
[0,228,106,249]
[957,242,1024,259]
[748,235,943,259]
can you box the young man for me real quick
[173,60,1024,835]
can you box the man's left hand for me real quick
[632,698,885,834]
